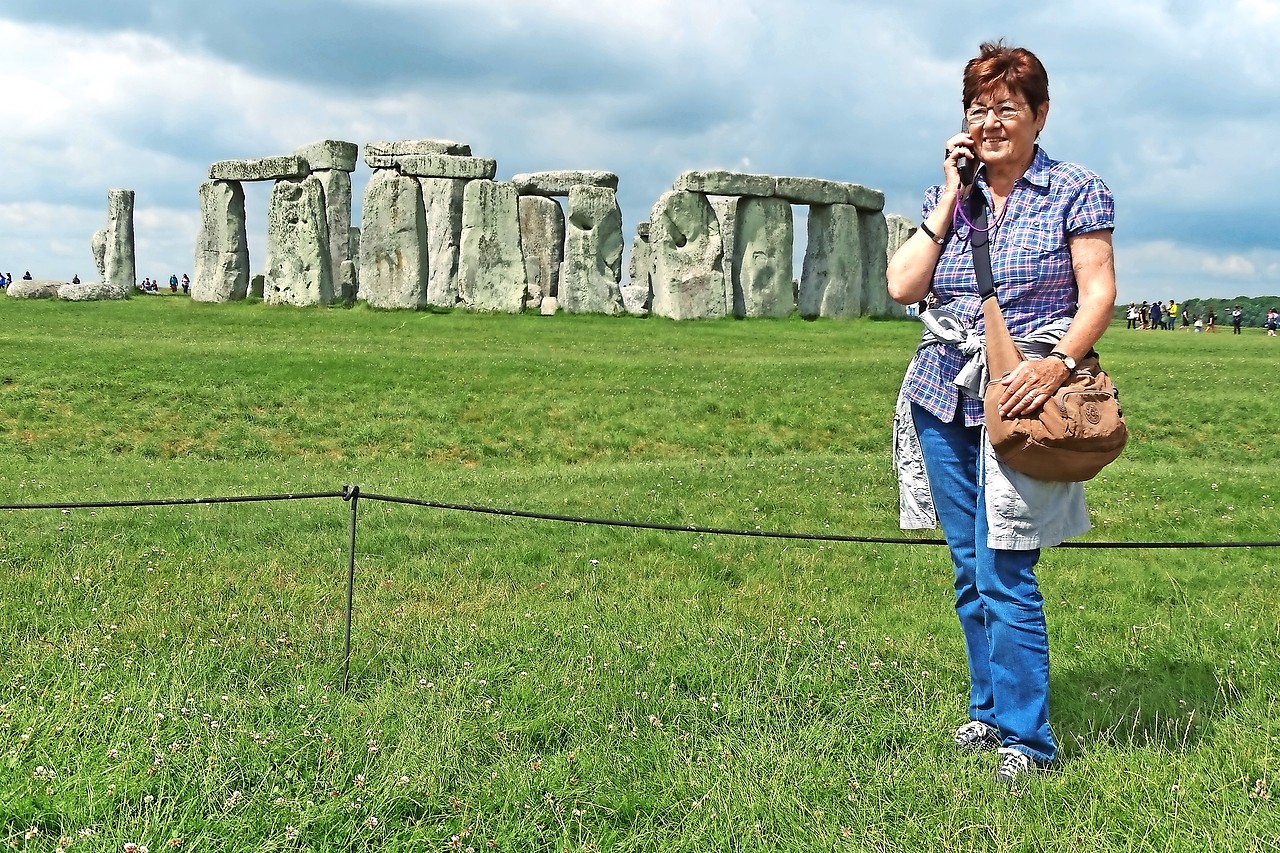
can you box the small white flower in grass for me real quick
[590,559,599,566]
[284,826,299,841]
[397,775,410,786]
[364,817,379,828]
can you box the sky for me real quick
[1,0,1278,305]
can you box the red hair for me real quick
[962,41,1049,113]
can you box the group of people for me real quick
[138,274,190,294]
[0,272,33,288]
[1127,301,1274,335]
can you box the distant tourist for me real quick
[1231,305,1243,335]
[22,271,32,280]
[1126,302,1138,329]
[1166,299,1177,330]
[1139,302,1149,329]
[169,274,178,293]
[1194,313,1203,333]
[1266,309,1278,337]
[71,273,80,284]
[1149,300,1163,331]
[1181,308,1190,329]
[1206,309,1217,333]
[181,273,190,294]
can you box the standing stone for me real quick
[358,169,428,310]
[91,229,107,282]
[648,190,725,321]
[561,186,624,315]
[419,178,467,308]
[458,180,525,313]
[192,179,250,302]
[622,222,652,316]
[800,204,864,319]
[104,189,136,294]
[710,197,738,317]
[250,274,265,299]
[731,197,794,318]
[518,195,564,312]
[886,214,915,261]
[859,210,900,317]
[265,176,333,306]
[312,169,353,289]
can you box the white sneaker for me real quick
[995,747,1041,784]
[953,720,1000,752]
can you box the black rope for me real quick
[2,488,1277,549]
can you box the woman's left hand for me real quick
[997,357,1071,417]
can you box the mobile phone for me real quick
[956,120,975,185]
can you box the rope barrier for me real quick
[0,491,345,511]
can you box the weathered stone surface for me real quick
[673,170,774,197]
[389,154,496,180]
[91,229,106,281]
[294,139,358,172]
[648,190,725,320]
[561,186,624,315]
[313,169,353,286]
[517,195,564,311]
[540,296,558,316]
[7,280,62,299]
[731,197,794,318]
[512,171,620,196]
[364,139,472,165]
[104,189,136,292]
[622,222,652,316]
[250,274,265,299]
[210,156,309,182]
[192,180,250,303]
[358,170,428,310]
[338,260,358,305]
[59,280,127,301]
[710,197,738,318]
[458,180,525,312]
[800,203,864,319]
[265,176,334,306]
[773,177,885,211]
[859,210,900,317]
[419,178,467,308]
[886,214,915,260]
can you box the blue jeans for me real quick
[911,403,1057,764]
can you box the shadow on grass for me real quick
[1053,658,1240,756]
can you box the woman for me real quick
[888,41,1116,784]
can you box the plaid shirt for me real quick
[903,146,1115,426]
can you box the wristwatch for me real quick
[1046,351,1076,371]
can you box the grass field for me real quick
[0,297,1276,851]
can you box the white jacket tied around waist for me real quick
[893,313,1090,550]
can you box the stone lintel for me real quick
[209,155,309,182]
[673,170,774,197]
[294,140,359,173]
[363,139,472,165]
[772,176,886,211]
[394,154,497,180]
[512,170,620,196]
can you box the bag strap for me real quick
[968,191,1025,377]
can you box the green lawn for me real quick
[0,298,1276,851]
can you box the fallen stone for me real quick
[419,178,467,308]
[91,229,106,281]
[517,195,564,312]
[622,222,652,316]
[391,154,497,180]
[540,295,558,315]
[210,155,309,182]
[294,139,358,173]
[358,170,428,310]
[364,139,472,165]
[458,180,525,312]
[265,176,334,306]
[799,203,864,319]
[104,189,136,293]
[561,186,624,315]
[648,190,726,320]
[192,180,250,303]
[673,170,774,197]
[59,280,127,301]
[512,171,620,196]
[730,197,794,318]
[7,280,62,299]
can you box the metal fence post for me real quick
[341,484,360,693]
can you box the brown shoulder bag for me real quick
[969,194,1127,482]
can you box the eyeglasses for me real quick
[964,102,1026,125]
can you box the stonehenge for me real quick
[172,141,909,320]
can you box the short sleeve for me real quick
[1065,175,1115,236]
